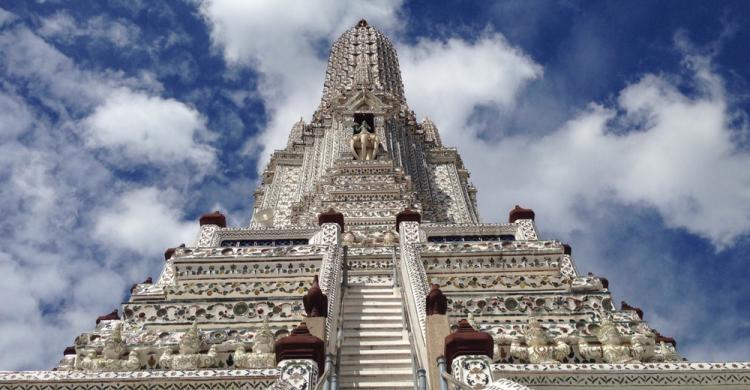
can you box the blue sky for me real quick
[0,0,749,370]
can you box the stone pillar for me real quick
[451,355,494,388]
[426,284,450,390]
[196,211,226,246]
[316,209,343,346]
[277,359,319,390]
[444,319,494,386]
[396,209,432,385]
[274,323,325,390]
[318,208,344,232]
[303,275,329,340]
[508,205,538,240]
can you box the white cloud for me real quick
[93,187,197,256]
[0,7,15,27]
[0,92,34,140]
[38,11,140,47]
[1,23,216,172]
[0,15,209,370]
[83,89,216,169]
[399,34,543,146]
[460,58,750,248]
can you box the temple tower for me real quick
[251,19,479,232]
[9,20,750,390]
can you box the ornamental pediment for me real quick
[339,88,388,113]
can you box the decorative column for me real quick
[445,319,495,388]
[397,209,428,334]
[196,211,226,246]
[508,205,538,240]
[275,322,324,390]
[302,276,328,340]
[426,284,450,390]
[316,209,343,347]
[396,209,431,381]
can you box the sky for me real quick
[0,0,749,370]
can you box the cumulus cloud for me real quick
[0,91,34,139]
[38,11,140,47]
[399,34,543,145]
[0,12,210,369]
[93,187,198,256]
[83,89,216,169]
[454,53,750,248]
[0,8,14,27]
[1,24,215,170]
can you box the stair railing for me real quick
[315,355,333,390]
[393,247,429,389]
[329,249,348,390]
[317,224,346,390]
[396,222,431,385]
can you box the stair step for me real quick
[341,338,409,347]
[343,330,404,338]
[341,366,412,375]
[352,358,413,366]
[345,300,402,307]
[343,307,401,314]
[339,380,413,389]
[347,322,403,329]
[345,288,395,294]
[343,314,402,321]
[344,294,399,299]
[339,348,412,357]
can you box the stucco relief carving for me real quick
[233,320,275,369]
[73,322,140,371]
[159,322,219,370]
[577,316,666,364]
[570,275,605,292]
[509,319,570,364]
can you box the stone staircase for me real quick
[338,279,414,389]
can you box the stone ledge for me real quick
[0,368,278,382]
[493,362,750,388]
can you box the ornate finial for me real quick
[621,301,644,320]
[395,208,421,231]
[508,205,535,223]
[444,319,494,367]
[426,284,448,315]
[95,309,120,324]
[357,19,368,28]
[275,322,326,372]
[199,211,226,227]
[303,276,328,317]
[318,208,345,230]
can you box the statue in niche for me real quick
[350,120,379,160]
